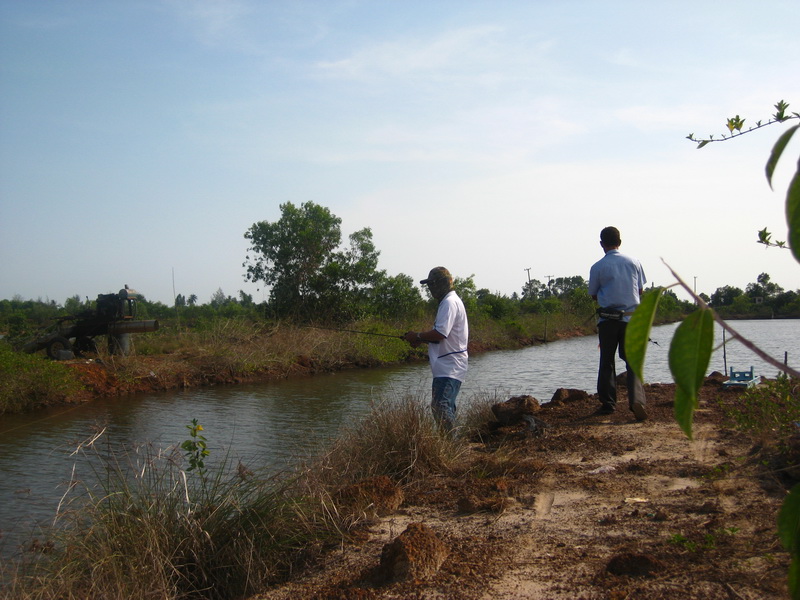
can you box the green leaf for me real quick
[668,308,714,439]
[780,484,800,550]
[625,287,662,382]
[779,484,800,599]
[766,123,799,189]
[788,166,800,264]
[672,386,697,439]
[790,558,800,600]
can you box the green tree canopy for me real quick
[709,285,743,307]
[243,201,381,321]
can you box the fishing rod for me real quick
[305,325,403,339]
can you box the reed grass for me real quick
[3,392,476,599]
[4,433,339,600]
[307,392,466,488]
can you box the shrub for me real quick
[0,342,83,414]
[718,376,800,444]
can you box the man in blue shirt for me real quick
[588,227,648,420]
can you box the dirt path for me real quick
[252,380,790,599]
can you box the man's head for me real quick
[600,226,621,250]
[420,266,453,300]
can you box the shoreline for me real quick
[250,378,790,599]
[55,326,588,407]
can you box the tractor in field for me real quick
[21,286,159,359]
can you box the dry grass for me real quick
[3,433,340,600]
[306,392,466,488]
[2,394,473,600]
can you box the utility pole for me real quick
[544,275,554,297]
[524,267,532,283]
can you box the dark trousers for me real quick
[597,320,646,410]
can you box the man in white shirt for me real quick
[404,267,469,432]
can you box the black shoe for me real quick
[592,406,615,416]
[631,403,648,421]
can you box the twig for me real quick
[724,582,747,600]
[70,426,107,456]
[53,463,78,526]
[662,259,800,379]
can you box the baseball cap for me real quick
[420,266,451,285]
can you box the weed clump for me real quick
[719,375,800,442]
[0,342,83,414]
[308,393,465,487]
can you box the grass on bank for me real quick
[2,392,490,600]
[0,342,83,414]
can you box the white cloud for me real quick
[311,24,554,85]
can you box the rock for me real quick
[375,522,448,583]
[548,388,590,405]
[491,395,541,426]
[707,371,727,384]
[606,552,664,577]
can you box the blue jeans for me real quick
[431,377,461,432]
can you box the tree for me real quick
[745,272,783,300]
[452,275,478,315]
[311,227,381,320]
[244,202,342,319]
[550,276,587,297]
[210,288,227,308]
[243,201,381,321]
[521,279,546,300]
[709,285,743,307]
[64,295,86,315]
[476,289,516,320]
[238,291,254,307]
[369,273,424,320]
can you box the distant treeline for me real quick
[3,199,797,344]
[0,275,687,346]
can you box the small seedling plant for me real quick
[181,418,210,476]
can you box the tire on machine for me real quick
[46,336,73,360]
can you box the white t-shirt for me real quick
[428,290,469,381]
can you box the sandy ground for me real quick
[251,377,790,600]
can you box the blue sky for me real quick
[1,0,798,307]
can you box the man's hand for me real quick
[403,331,422,348]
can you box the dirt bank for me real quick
[251,377,790,599]
[59,336,542,403]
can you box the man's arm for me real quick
[403,329,445,348]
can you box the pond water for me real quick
[0,319,797,556]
